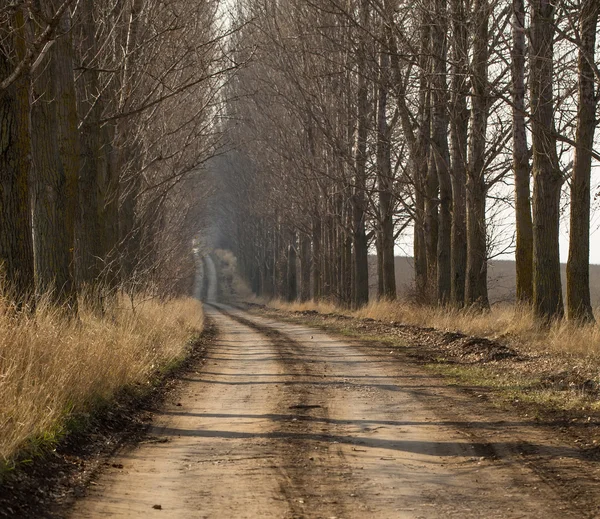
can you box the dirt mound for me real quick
[536,372,600,396]
[352,316,521,364]
[300,311,521,365]
[445,335,519,362]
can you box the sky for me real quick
[394,162,600,265]
[395,194,600,265]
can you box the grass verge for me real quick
[0,294,204,477]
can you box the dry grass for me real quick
[0,294,203,470]
[354,300,600,356]
[268,298,600,356]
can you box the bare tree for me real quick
[0,6,34,303]
[566,0,598,322]
[512,0,534,305]
[530,0,564,321]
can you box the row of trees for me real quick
[1,0,227,309]
[218,0,599,322]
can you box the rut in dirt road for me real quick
[67,300,594,518]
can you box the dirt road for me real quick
[67,297,599,518]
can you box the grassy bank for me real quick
[0,294,203,473]
[270,299,600,356]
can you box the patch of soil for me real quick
[309,309,521,364]
[0,325,216,519]
[535,372,600,396]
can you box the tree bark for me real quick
[465,178,489,308]
[530,0,564,321]
[376,35,396,300]
[425,146,439,301]
[414,21,431,304]
[323,208,333,300]
[100,131,120,288]
[75,0,105,291]
[449,0,468,307]
[31,3,77,307]
[431,0,452,306]
[312,215,322,300]
[300,232,311,302]
[566,0,598,322]
[54,7,80,299]
[342,207,353,307]
[512,0,534,306]
[414,185,428,303]
[352,0,370,308]
[0,11,34,304]
[466,0,490,309]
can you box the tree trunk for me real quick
[352,0,370,308]
[323,210,333,300]
[395,10,430,304]
[449,0,468,307]
[466,0,490,310]
[54,7,80,300]
[431,0,452,306]
[376,232,384,299]
[100,133,120,288]
[75,0,106,291]
[329,202,339,300]
[566,0,598,322]
[287,231,298,301]
[465,178,489,307]
[425,146,439,300]
[512,0,534,305]
[342,210,353,307]
[414,185,428,303]
[300,232,311,302]
[31,4,77,308]
[0,11,34,304]
[530,0,564,321]
[376,36,396,300]
[312,215,322,300]
[263,229,274,298]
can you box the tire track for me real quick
[213,303,354,519]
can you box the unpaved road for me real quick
[67,297,600,518]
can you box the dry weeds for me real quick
[270,299,600,356]
[0,294,203,471]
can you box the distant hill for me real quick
[368,257,600,306]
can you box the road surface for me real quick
[68,259,594,518]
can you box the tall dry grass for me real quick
[0,294,203,471]
[269,298,600,356]
[354,300,600,355]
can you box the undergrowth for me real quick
[0,293,203,475]
[269,299,600,356]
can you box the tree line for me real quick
[218,0,599,323]
[0,0,228,310]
